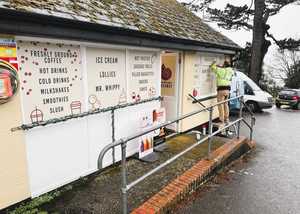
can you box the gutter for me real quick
[0,8,241,54]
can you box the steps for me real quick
[132,136,255,214]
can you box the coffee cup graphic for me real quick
[70,101,82,115]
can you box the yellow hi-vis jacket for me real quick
[210,63,233,87]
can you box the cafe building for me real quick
[0,0,240,209]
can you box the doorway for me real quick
[161,52,181,131]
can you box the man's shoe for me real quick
[219,123,226,135]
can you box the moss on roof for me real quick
[0,0,239,49]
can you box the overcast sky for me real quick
[179,0,300,65]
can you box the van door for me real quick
[230,72,244,110]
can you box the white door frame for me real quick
[161,51,182,131]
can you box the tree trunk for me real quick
[250,0,266,84]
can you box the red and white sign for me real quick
[0,73,13,98]
[153,107,166,136]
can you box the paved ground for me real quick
[177,107,300,214]
[7,134,226,214]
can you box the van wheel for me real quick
[246,101,260,113]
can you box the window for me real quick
[244,81,254,95]
[280,90,296,95]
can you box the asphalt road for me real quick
[177,107,300,214]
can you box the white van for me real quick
[230,71,274,112]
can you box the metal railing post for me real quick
[111,109,116,164]
[176,120,180,133]
[121,140,128,214]
[250,117,254,141]
[237,96,243,139]
[208,106,213,158]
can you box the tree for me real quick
[285,62,300,88]
[272,49,300,88]
[183,0,300,84]
[233,42,252,75]
[259,67,283,96]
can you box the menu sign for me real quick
[86,48,126,110]
[17,41,84,123]
[192,54,219,98]
[128,50,158,102]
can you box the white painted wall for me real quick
[24,119,89,197]
[16,36,161,197]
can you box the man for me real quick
[210,61,233,127]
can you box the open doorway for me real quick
[161,51,181,132]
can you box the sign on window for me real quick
[17,41,84,123]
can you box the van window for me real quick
[244,81,254,95]
[239,72,261,91]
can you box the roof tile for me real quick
[0,0,239,49]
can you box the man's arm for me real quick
[210,61,218,74]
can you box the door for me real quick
[161,52,180,131]
[229,72,244,110]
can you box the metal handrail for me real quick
[97,95,254,214]
[191,94,217,104]
[97,95,242,169]
[126,118,243,191]
[241,100,256,118]
[188,94,207,109]
[11,96,162,132]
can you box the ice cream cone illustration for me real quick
[119,88,127,104]
[148,86,156,98]
[89,95,101,110]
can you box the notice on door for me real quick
[86,48,126,110]
[161,55,176,96]
[17,41,84,124]
[128,50,159,102]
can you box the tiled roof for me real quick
[0,0,239,49]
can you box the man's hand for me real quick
[210,61,217,71]
[210,61,218,74]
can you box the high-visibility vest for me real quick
[210,63,233,87]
